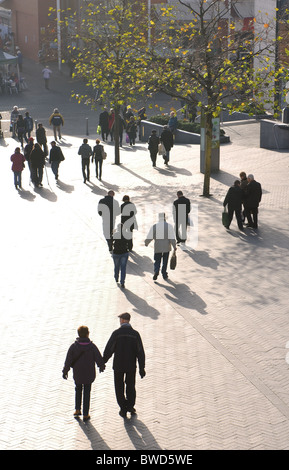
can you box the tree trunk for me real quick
[202,111,213,197]
[114,107,120,165]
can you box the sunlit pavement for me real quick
[0,59,289,451]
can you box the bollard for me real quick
[86,118,89,136]
[35,119,37,131]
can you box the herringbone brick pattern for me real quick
[1,60,289,449]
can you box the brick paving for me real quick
[0,59,289,450]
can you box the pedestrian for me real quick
[10,147,25,189]
[92,138,104,180]
[42,65,52,90]
[30,142,45,187]
[62,325,105,422]
[49,141,64,181]
[126,116,137,146]
[78,138,92,183]
[17,50,23,72]
[112,224,130,288]
[239,171,248,222]
[160,125,174,165]
[223,180,244,231]
[168,111,178,135]
[145,212,177,281]
[108,109,115,142]
[24,137,34,177]
[36,123,48,156]
[49,108,64,141]
[16,114,25,148]
[148,129,160,167]
[244,174,262,229]
[24,111,33,143]
[121,195,138,251]
[173,190,191,244]
[137,107,147,139]
[99,106,109,141]
[10,106,19,138]
[103,312,145,418]
[124,106,134,125]
[98,190,120,251]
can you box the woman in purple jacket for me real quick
[10,147,25,189]
[62,326,105,421]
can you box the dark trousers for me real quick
[150,151,158,167]
[82,158,90,182]
[245,207,258,228]
[95,159,103,179]
[75,383,92,415]
[51,161,60,179]
[228,209,243,230]
[175,221,188,243]
[114,370,136,412]
[31,167,43,186]
[154,252,169,277]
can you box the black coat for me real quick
[49,146,64,163]
[30,147,45,169]
[98,195,120,231]
[160,128,174,151]
[244,180,262,208]
[121,201,137,230]
[36,127,47,145]
[99,110,109,131]
[148,134,160,153]
[223,186,244,211]
[62,337,105,384]
[103,324,145,373]
[173,196,191,224]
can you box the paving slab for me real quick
[0,59,289,452]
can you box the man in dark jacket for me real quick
[62,325,105,421]
[99,107,109,141]
[239,171,248,222]
[103,312,145,417]
[173,190,191,243]
[160,125,174,165]
[24,137,34,175]
[49,141,64,181]
[244,174,262,229]
[121,195,137,251]
[223,180,244,230]
[36,123,48,156]
[78,138,92,183]
[148,129,160,167]
[98,190,120,251]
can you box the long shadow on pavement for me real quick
[124,415,162,450]
[76,418,111,450]
[161,280,208,315]
[120,287,160,320]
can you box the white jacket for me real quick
[145,220,176,253]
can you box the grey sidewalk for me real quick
[1,62,289,450]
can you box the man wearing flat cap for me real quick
[103,313,145,418]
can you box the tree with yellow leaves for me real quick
[146,0,287,196]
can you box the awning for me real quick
[0,49,18,65]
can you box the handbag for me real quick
[170,251,177,270]
[101,148,107,159]
[222,206,230,227]
[158,142,165,155]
